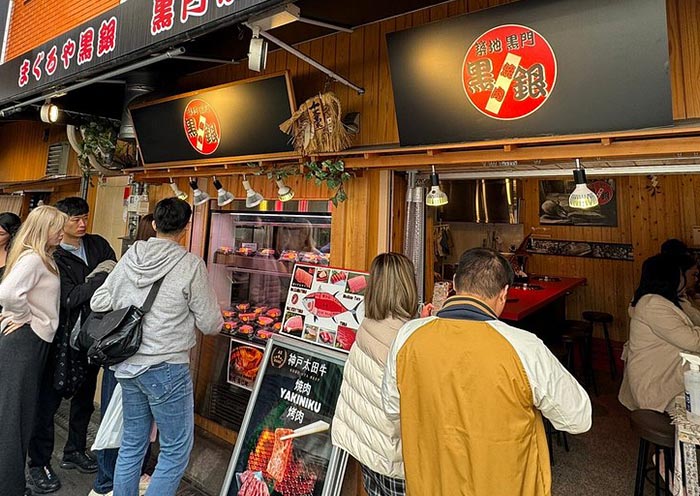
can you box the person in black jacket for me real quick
[27,197,117,495]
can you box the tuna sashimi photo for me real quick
[302,291,361,324]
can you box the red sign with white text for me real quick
[183,99,221,155]
[462,24,557,120]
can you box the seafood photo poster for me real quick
[281,264,369,353]
[221,335,348,496]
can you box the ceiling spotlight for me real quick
[426,165,448,207]
[243,176,264,208]
[189,178,210,206]
[40,102,59,123]
[569,159,599,209]
[169,180,188,201]
[248,26,268,72]
[276,178,294,202]
[212,176,234,207]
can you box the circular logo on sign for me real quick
[462,24,557,120]
[589,180,614,206]
[270,347,287,369]
[183,99,221,155]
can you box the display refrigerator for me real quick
[197,200,332,431]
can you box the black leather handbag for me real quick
[82,278,164,367]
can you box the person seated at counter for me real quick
[659,238,700,324]
[675,253,700,325]
[619,254,700,413]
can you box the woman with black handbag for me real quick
[0,205,67,496]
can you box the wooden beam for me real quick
[342,136,700,169]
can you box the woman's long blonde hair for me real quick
[365,252,419,321]
[4,205,67,278]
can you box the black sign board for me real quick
[0,0,282,107]
[221,335,347,496]
[130,73,295,165]
[386,0,672,145]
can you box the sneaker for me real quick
[27,465,61,494]
[88,490,113,496]
[139,474,151,496]
[60,451,98,474]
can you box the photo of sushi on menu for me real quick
[281,264,369,353]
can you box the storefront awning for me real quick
[0,0,284,114]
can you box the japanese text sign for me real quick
[221,335,348,496]
[130,73,294,164]
[0,0,280,106]
[386,0,671,144]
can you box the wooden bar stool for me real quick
[630,409,674,496]
[582,311,617,380]
[561,319,597,395]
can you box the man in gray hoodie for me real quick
[91,198,223,496]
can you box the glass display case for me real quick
[198,200,332,430]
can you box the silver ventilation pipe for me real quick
[118,83,153,140]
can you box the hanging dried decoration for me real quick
[279,92,353,155]
[646,175,661,196]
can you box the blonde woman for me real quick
[332,253,423,496]
[0,205,66,496]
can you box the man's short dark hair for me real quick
[55,197,89,217]
[454,248,515,298]
[153,198,191,234]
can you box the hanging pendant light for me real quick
[242,176,264,208]
[169,180,188,201]
[276,178,295,202]
[188,178,210,206]
[425,165,448,207]
[212,176,234,206]
[568,159,599,209]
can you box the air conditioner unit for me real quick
[45,142,70,176]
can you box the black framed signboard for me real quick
[220,335,348,496]
[386,0,672,145]
[130,73,295,166]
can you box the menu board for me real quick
[280,264,368,353]
[220,335,348,496]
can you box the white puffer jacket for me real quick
[331,317,405,479]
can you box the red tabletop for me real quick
[501,276,586,321]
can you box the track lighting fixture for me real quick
[568,159,599,209]
[169,180,188,201]
[425,165,448,207]
[276,178,294,202]
[242,176,264,208]
[213,176,234,206]
[189,178,210,206]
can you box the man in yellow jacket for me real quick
[382,248,591,496]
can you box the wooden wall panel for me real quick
[677,0,700,118]
[521,174,700,345]
[0,122,48,181]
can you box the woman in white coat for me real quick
[332,253,422,496]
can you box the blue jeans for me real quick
[113,363,194,496]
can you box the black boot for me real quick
[60,450,98,473]
[27,465,61,494]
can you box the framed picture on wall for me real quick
[539,179,617,227]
